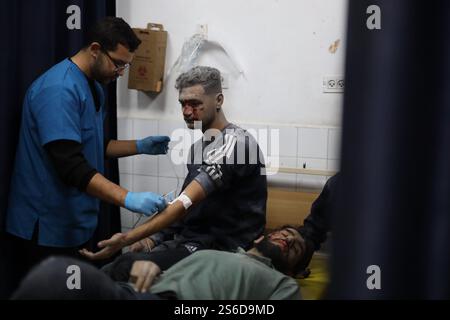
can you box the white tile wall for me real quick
[132,174,158,192]
[177,178,186,191]
[296,157,328,191]
[117,118,133,138]
[267,157,297,188]
[158,153,186,179]
[119,173,132,192]
[158,177,179,195]
[157,119,188,151]
[298,127,329,159]
[133,119,159,176]
[328,128,342,160]
[278,157,298,168]
[297,158,327,170]
[133,154,159,176]
[133,119,158,139]
[327,159,340,172]
[238,123,269,161]
[268,125,298,158]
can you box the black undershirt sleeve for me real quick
[44,140,98,192]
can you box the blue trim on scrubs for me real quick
[6,58,106,247]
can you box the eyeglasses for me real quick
[101,48,131,72]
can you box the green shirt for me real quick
[149,249,301,300]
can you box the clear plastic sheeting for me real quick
[168,32,245,80]
[171,33,207,75]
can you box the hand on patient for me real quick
[79,232,127,260]
[136,136,170,155]
[129,260,161,293]
[129,237,156,253]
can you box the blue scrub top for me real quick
[6,58,106,247]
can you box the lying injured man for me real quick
[12,226,314,300]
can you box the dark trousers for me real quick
[11,256,162,300]
[5,224,89,296]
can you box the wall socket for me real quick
[323,75,344,93]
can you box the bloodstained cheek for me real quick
[192,108,204,117]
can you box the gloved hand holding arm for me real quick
[85,173,166,217]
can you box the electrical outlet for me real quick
[323,75,344,93]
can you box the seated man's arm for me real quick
[129,226,180,253]
[122,179,206,245]
[80,179,206,260]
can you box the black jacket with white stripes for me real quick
[151,123,267,251]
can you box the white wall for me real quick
[116,0,348,127]
[116,0,347,232]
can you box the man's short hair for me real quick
[292,237,315,277]
[175,66,222,95]
[84,17,141,52]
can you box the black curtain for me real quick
[0,0,121,298]
[329,0,450,299]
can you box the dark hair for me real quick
[175,66,222,95]
[292,237,315,277]
[84,17,141,52]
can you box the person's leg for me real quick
[1,232,30,298]
[18,223,88,273]
[11,256,135,300]
[6,226,92,299]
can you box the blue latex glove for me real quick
[124,192,167,217]
[136,136,170,155]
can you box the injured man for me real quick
[12,226,313,300]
